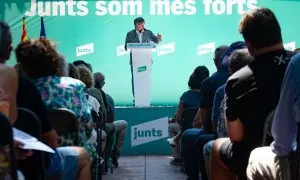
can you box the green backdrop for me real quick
[2,0,299,106]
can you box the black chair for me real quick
[0,112,18,180]
[47,108,79,146]
[14,107,46,180]
[90,109,104,180]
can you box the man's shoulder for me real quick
[228,65,253,83]
[225,65,255,96]
[127,29,136,35]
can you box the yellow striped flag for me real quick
[21,17,27,42]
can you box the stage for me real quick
[115,106,176,155]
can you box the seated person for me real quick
[1,20,92,180]
[246,53,300,180]
[16,72,92,180]
[15,39,98,162]
[203,48,253,180]
[181,43,246,180]
[94,72,128,167]
[77,66,101,146]
[166,65,210,165]
[76,67,115,172]
[211,8,294,180]
[69,64,107,154]
[74,62,108,128]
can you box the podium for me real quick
[127,43,156,107]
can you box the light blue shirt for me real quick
[136,30,143,43]
[271,53,300,156]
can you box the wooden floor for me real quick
[102,156,187,180]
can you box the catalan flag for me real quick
[40,17,46,39]
[21,17,27,42]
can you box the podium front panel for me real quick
[131,49,152,107]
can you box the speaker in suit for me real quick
[124,17,161,103]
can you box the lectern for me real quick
[127,43,156,107]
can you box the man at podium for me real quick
[124,17,162,103]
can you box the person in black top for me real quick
[94,72,128,167]
[211,8,295,180]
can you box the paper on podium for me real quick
[13,128,55,153]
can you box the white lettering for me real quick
[184,0,196,15]
[108,1,122,16]
[25,0,37,16]
[122,1,143,15]
[203,0,212,15]
[95,1,107,16]
[37,1,51,16]
[212,0,226,15]
[247,0,258,10]
[150,0,171,15]
[52,1,65,16]
[66,0,76,16]
[171,0,184,15]
[76,1,89,16]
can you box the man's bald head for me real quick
[94,72,105,90]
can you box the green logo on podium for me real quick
[137,66,147,72]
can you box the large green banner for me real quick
[2,0,299,105]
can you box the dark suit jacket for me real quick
[124,29,158,65]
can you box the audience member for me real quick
[73,60,93,72]
[246,53,300,180]
[167,65,209,165]
[181,42,246,180]
[211,8,294,180]
[94,72,128,167]
[203,48,253,180]
[1,21,92,180]
[15,39,97,164]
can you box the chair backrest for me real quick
[47,108,79,146]
[14,107,46,180]
[261,109,276,146]
[0,113,18,180]
[91,109,104,129]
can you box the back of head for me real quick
[188,66,209,89]
[73,60,93,72]
[219,41,247,70]
[239,8,282,51]
[15,39,65,78]
[228,48,253,75]
[214,45,229,69]
[68,63,80,80]
[78,66,94,88]
[0,21,12,61]
[94,72,105,90]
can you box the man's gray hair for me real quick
[228,48,253,74]
[0,21,12,57]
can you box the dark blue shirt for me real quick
[180,90,201,110]
[105,94,115,123]
[212,84,226,126]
